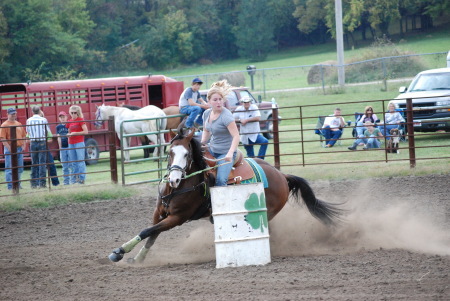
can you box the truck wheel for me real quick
[263,120,274,139]
[85,138,99,165]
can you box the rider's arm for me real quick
[201,129,212,145]
[225,121,240,161]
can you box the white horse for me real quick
[95,104,167,161]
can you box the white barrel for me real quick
[210,183,271,268]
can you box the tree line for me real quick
[0,0,448,83]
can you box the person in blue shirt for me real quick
[179,78,210,128]
[56,111,71,185]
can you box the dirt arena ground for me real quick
[1,174,449,301]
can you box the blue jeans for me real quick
[47,152,60,186]
[60,148,71,185]
[210,150,237,187]
[30,141,47,188]
[323,126,342,146]
[356,121,368,137]
[180,106,204,128]
[379,124,399,140]
[243,134,268,159]
[354,135,380,149]
[68,142,86,184]
[4,147,23,190]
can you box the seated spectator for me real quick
[348,121,383,150]
[233,97,268,159]
[179,77,210,128]
[322,107,346,148]
[379,102,405,140]
[355,106,379,137]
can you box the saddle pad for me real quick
[241,158,269,188]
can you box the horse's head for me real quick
[94,105,104,129]
[167,126,196,188]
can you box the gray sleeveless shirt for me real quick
[203,109,235,154]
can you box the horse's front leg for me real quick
[123,137,130,161]
[108,214,183,263]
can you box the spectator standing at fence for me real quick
[38,110,60,187]
[379,102,405,140]
[201,80,240,186]
[67,105,88,184]
[233,97,268,159]
[56,111,71,185]
[348,121,383,150]
[179,77,209,128]
[0,108,27,190]
[26,106,51,188]
[355,106,379,137]
[322,108,346,148]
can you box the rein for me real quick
[161,161,231,183]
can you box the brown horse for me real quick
[162,106,184,131]
[108,124,343,264]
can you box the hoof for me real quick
[108,247,124,262]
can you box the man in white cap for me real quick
[233,97,268,159]
[0,108,27,190]
[179,77,209,128]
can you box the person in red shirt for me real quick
[66,105,88,184]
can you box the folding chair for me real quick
[352,112,381,138]
[315,115,343,147]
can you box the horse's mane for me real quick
[172,132,207,171]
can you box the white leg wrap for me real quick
[134,246,150,263]
[121,235,142,253]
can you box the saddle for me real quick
[203,149,255,184]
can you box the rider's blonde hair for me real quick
[207,80,232,101]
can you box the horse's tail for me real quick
[285,174,344,226]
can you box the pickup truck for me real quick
[200,87,281,139]
[391,67,450,132]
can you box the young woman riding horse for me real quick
[109,123,343,264]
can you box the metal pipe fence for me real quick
[270,98,450,170]
[0,118,118,196]
[2,97,448,194]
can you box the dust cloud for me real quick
[269,182,450,257]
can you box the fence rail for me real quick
[2,95,449,195]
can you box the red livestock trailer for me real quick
[0,75,184,164]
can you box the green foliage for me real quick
[140,9,194,69]
[110,45,148,72]
[234,0,276,61]
[23,62,86,82]
[1,0,94,82]
[293,0,330,43]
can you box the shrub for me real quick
[343,36,426,83]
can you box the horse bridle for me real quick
[94,106,103,128]
[165,140,193,181]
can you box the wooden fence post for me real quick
[406,98,416,168]
[108,116,118,184]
